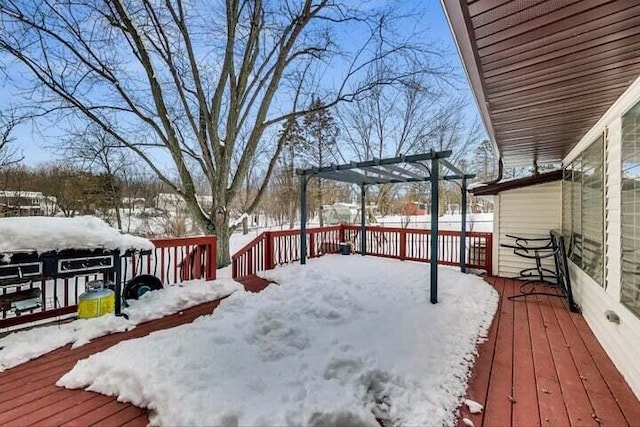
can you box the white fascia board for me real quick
[440,0,500,161]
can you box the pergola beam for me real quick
[383,164,425,180]
[296,151,453,176]
[360,165,410,182]
[317,170,379,185]
[297,149,475,306]
[440,158,466,177]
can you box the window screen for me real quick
[562,137,604,286]
[571,156,583,266]
[562,167,572,243]
[621,101,640,317]
[581,136,605,286]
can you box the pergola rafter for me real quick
[296,150,475,304]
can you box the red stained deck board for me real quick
[59,401,138,427]
[483,276,515,427]
[457,276,505,427]
[90,405,146,427]
[238,276,272,293]
[527,290,570,427]
[8,388,98,426]
[538,294,598,427]
[120,414,149,427]
[459,278,640,427]
[37,394,114,427]
[511,292,540,426]
[569,309,640,423]
[548,293,628,427]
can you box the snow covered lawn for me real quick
[0,279,241,372]
[58,256,498,426]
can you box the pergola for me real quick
[296,150,475,304]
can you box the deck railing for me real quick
[232,225,492,279]
[0,235,218,329]
[232,226,342,278]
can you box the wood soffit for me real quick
[443,0,640,167]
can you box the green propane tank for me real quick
[78,280,115,319]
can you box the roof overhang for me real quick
[442,0,640,167]
[470,169,563,196]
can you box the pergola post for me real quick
[460,177,467,273]
[430,157,439,304]
[300,176,308,265]
[360,184,367,256]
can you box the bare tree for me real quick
[336,72,450,214]
[61,125,130,230]
[0,0,441,266]
[0,111,23,169]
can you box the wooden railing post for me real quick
[232,257,238,279]
[310,232,316,258]
[339,224,345,243]
[399,228,406,260]
[485,233,493,275]
[206,237,217,280]
[264,232,274,270]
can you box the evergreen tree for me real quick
[301,97,339,227]
[278,117,305,228]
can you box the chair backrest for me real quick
[550,230,580,313]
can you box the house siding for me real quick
[563,76,640,399]
[496,181,562,278]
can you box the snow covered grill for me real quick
[0,248,124,323]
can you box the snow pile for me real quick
[0,279,241,371]
[0,216,154,256]
[464,398,484,414]
[58,256,498,426]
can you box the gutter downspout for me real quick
[482,158,504,186]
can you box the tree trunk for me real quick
[215,223,232,269]
[210,203,232,268]
[318,178,323,228]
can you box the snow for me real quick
[464,398,484,414]
[0,279,241,372]
[0,216,154,257]
[58,256,498,426]
[377,213,493,232]
[462,417,475,427]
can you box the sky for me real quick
[0,0,480,167]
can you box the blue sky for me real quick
[1,0,478,166]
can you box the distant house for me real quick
[154,193,214,213]
[0,190,57,217]
[402,202,426,216]
[121,197,146,210]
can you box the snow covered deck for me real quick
[0,275,638,426]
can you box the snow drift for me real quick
[58,256,498,426]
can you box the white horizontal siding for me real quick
[563,75,640,399]
[497,181,562,278]
[569,263,640,397]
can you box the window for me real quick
[621,101,640,317]
[562,136,605,286]
[562,167,572,242]
[581,137,605,285]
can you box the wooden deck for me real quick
[0,276,638,426]
[459,277,640,427]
